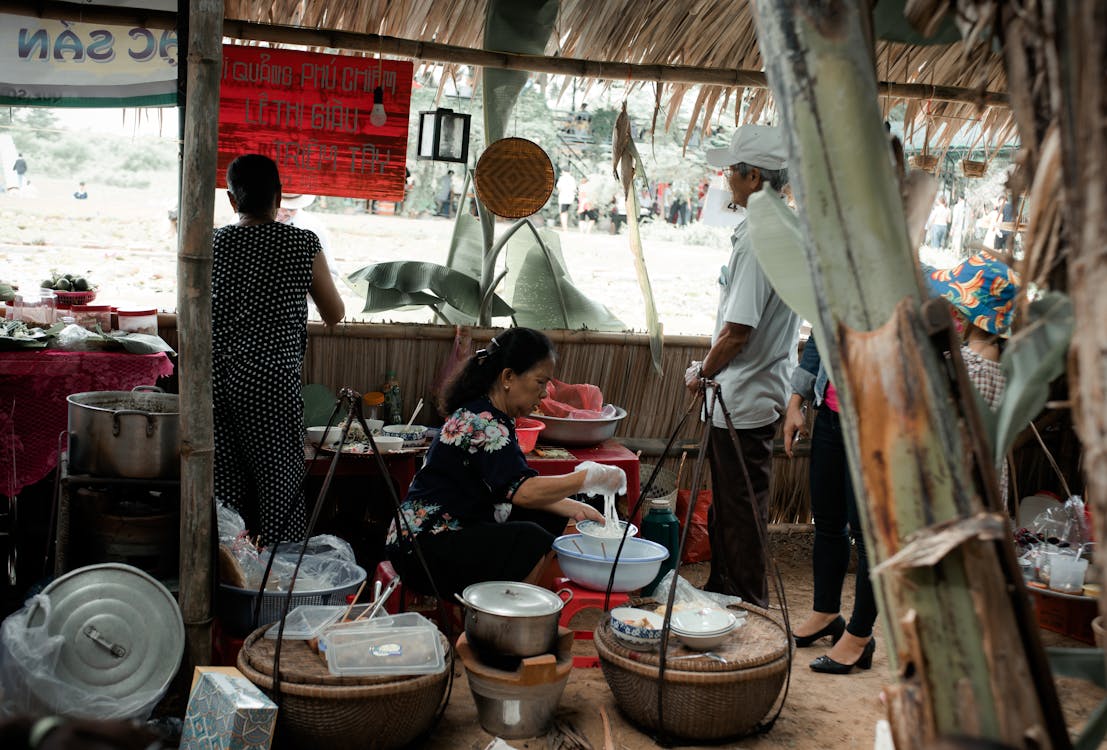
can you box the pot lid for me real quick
[28,563,184,700]
[461,581,564,617]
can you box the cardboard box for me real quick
[180,667,277,750]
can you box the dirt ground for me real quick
[420,528,1105,750]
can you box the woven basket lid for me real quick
[474,137,554,219]
[597,606,787,672]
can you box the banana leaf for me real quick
[503,225,625,331]
[482,0,558,145]
[444,210,486,281]
[346,261,513,318]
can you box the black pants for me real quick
[704,421,776,607]
[389,506,567,598]
[810,405,877,637]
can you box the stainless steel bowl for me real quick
[529,406,627,446]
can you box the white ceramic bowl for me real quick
[671,608,741,650]
[369,435,405,452]
[383,424,429,447]
[573,520,639,555]
[552,534,668,592]
[306,425,342,448]
[610,607,664,650]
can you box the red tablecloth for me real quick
[0,350,175,497]
[526,440,642,525]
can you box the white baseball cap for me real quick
[280,193,316,210]
[705,125,788,170]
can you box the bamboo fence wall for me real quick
[157,318,812,522]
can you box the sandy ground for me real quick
[0,177,731,337]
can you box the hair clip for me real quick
[475,348,490,363]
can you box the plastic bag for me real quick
[1029,496,1088,549]
[675,488,713,563]
[0,595,162,720]
[649,570,745,613]
[538,379,606,418]
[54,323,99,351]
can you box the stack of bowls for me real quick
[670,607,741,650]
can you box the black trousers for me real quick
[810,405,877,637]
[704,421,777,607]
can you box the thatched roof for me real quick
[223,0,1017,155]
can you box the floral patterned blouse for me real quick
[385,398,537,547]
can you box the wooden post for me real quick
[750,1,1068,747]
[177,0,222,669]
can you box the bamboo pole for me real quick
[0,0,1007,106]
[751,1,1066,747]
[177,0,222,669]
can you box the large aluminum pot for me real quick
[455,581,572,659]
[67,386,179,478]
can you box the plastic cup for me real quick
[1049,556,1089,594]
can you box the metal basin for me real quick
[529,406,627,446]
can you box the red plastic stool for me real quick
[371,560,463,634]
[554,577,629,668]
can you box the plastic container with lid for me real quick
[71,304,112,332]
[263,605,345,640]
[116,308,159,335]
[323,624,446,676]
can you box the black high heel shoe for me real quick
[809,637,876,674]
[793,615,846,648]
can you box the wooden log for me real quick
[177,0,222,669]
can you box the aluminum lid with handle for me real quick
[458,581,572,617]
[27,563,184,702]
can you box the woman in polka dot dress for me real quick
[212,154,344,545]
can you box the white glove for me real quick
[685,360,703,387]
[574,460,628,496]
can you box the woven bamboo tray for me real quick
[237,626,450,750]
[595,606,789,741]
[473,137,554,218]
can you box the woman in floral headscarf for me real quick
[927,252,1021,508]
[386,327,622,597]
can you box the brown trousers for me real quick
[704,421,777,607]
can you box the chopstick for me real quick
[676,450,688,490]
[339,580,368,623]
[404,398,425,430]
[571,539,585,554]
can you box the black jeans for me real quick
[809,405,877,637]
[704,421,776,607]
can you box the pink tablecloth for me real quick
[0,350,175,497]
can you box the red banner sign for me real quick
[218,45,412,201]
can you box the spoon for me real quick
[667,652,727,663]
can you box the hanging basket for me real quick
[962,159,987,178]
[473,137,554,219]
[910,154,940,174]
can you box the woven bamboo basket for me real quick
[237,626,450,750]
[595,606,789,741]
[961,159,987,178]
[910,154,940,173]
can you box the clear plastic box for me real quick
[264,605,345,640]
[324,625,445,676]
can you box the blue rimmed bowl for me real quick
[610,607,664,650]
[552,534,668,592]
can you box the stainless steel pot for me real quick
[455,581,572,659]
[67,386,179,478]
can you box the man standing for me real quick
[12,154,27,189]
[436,170,454,218]
[687,125,799,607]
[555,168,577,231]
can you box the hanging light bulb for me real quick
[369,86,387,127]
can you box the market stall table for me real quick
[0,350,175,499]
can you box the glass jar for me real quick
[71,304,112,332]
[15,292,56,326]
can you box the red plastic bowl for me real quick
[515,417,546,454]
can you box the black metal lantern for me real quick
[416,108,471,163]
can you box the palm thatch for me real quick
[217,0,1015,150]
